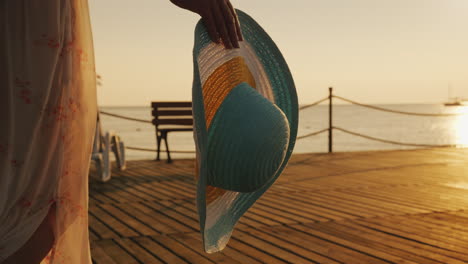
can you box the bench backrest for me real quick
[151,101,193,129]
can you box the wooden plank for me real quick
[260,193,353,221]
[120,182,169,201]
[226,235,288,264]
[106,182,145,203]
[434,212,468,232]
[147,180,196,199]
[159,199,251,231]
[90,242,118,264]
[155,110,193,116]
[90,205,139,238]
[151,235,213,264]
[133,236,188,264]
[91,184,133,204]
[111,181,156,202]
[242,210,283,227]
[336,220,468,264]
[306,222,436,264]
[306,191,394,216]
[158,127,193,132]
[183,232,263,264]
[113,238,164,264]
[358,218,468,255]
[88,213,120,240]
[99,203,158,236]
[117,202,175,234]
[157,200,198,220]
[232,229,317,264]
[247,205,300,225]
[146,200,200,231]
[156,180,197,197]
[293,224,422,264]
[353,219,468,261]
[131,202,194,233]
[264,225,389,264]
[170,232,243,264]
[89,228,99,241]
[145,181,191,200]
[241,227,340,264]
[154,118,193,126]
[90,186,120,204]
[341,188,447,212]
[319,190,428,214]
[237,214,272,229]
[152,101,192,108]
[381,216,468,244]
[93,239,139,264]
[250,202,312,224]
[293,191,391,217]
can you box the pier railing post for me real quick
[328,87,333,153]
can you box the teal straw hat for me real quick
[192,9,298,253]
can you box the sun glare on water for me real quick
[453,106,468,147]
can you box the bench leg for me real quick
[163,132,172,163]
[156,133,162,161]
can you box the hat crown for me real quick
[206,82,289,192]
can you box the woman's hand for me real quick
[170,0,243,49]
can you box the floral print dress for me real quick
[0,0,97,263]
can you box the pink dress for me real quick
[0,0,97,263]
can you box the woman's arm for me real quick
[170,0,243,49]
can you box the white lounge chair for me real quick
[91,114,126,182]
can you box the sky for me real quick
[89,0,468,106]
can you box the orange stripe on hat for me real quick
[202,56,256,129]
[195,156,226,204]
[205,186,227,204]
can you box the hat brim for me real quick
[192,9,298,253]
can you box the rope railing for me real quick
[299,97,328,110]
[333,127,456,148]
[297,87,465,151]
[297,128,329,140]
[124,126,461,153]
[99,111,152,123]
[126,146,195,153]
[333,95,468,117]
[99,88,466,153]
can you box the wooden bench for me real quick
[151,102,193,163]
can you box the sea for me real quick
[99,104,468,160]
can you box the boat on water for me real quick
[444,97,468,106]
[444,85,467,106]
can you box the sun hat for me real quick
[192,9,298,253]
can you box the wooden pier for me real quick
[89,147,468,264]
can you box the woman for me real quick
[0,0,241,263]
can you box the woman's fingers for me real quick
[226,1,243,41]
[218,0,239,48]
[202,12,220,44]
[211,2,233,49]
[170,0,242,49]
